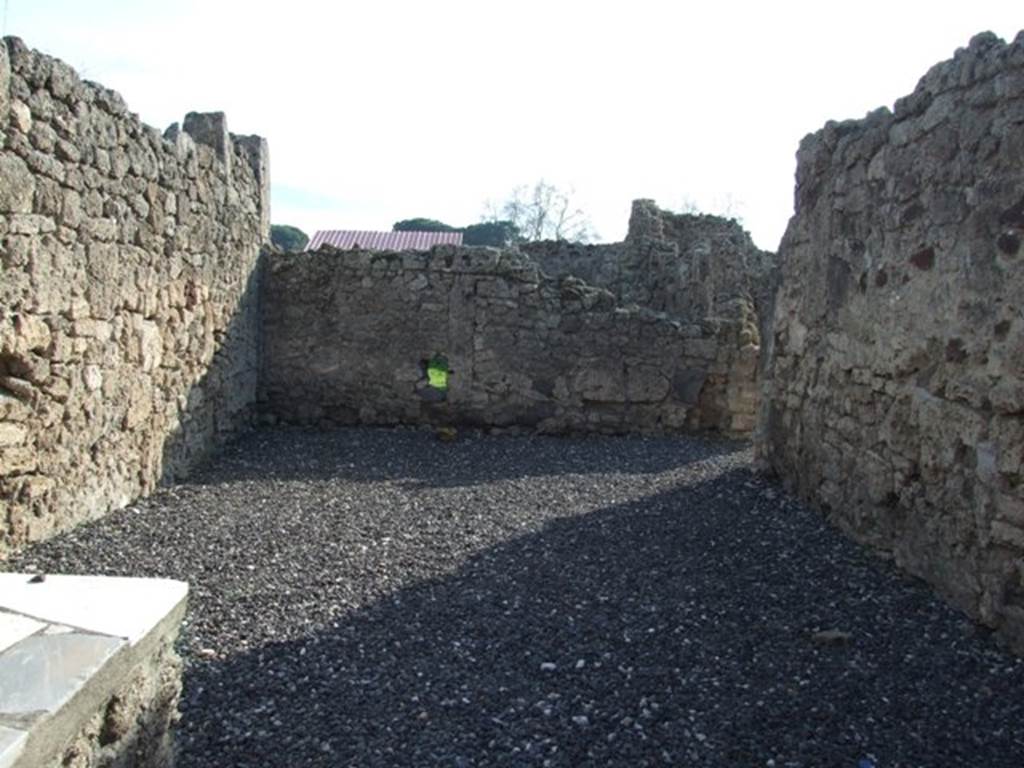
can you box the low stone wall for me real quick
[0,38,269,555]
[52,642,180,768]
[758,32,1024,648]
[261,246,760,435]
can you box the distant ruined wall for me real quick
[759,32,1024,647]
[519,239,628,298]
[624,200,778,362]
[0,38,269,554]
[261,246,760,435]
[522,200,773,431]
[523,200,776,331]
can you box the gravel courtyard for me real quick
[7,427,1023,767]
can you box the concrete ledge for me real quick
[0,574,188,768]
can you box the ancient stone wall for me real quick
[261,246,760,435]
[519,240,628,297]
[522,200,776,332]
[0,38,269,555]
[758,32,1024,648]
[522,200,772,431]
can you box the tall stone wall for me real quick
[0,38,269,555]
[261,246,759,435]
[759,32,1024,648]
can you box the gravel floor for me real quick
[6,427,1024,767]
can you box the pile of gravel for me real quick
[7,427,1023,767]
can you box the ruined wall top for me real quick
[0,36,270,241]
[521,200,775,384]
[792,31,1024,223]
[625,198,759,252]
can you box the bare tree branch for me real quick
[484,180,596,243]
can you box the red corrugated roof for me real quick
[307,230,464,251]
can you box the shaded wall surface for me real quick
[261,247,759,435]
[0,38,269,554]
[759,32,1024,647]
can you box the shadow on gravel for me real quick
[182,426,746,489]
[177,463,1024,768]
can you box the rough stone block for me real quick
[0,37,9,123]
[0,423,28,446]
[574,367,625,402]
[0,155,34,213]
[10,100,32,134]
[0,446,36,475]
[626,365,670,403]
[182,111,231,175]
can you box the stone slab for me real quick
[0,614,44,656]
[0,573,188,768]
[0,573,188,645]
[0,632,123,728]
[0,726,27,768]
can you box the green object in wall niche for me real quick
[426,355,449,390]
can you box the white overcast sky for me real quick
[5,1,1020,250]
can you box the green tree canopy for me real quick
[391,217,520,247]
[393,218,458,232]
[463,221,521,247]
[270,224,309,251]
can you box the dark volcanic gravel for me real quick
[6,427,1024,767]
